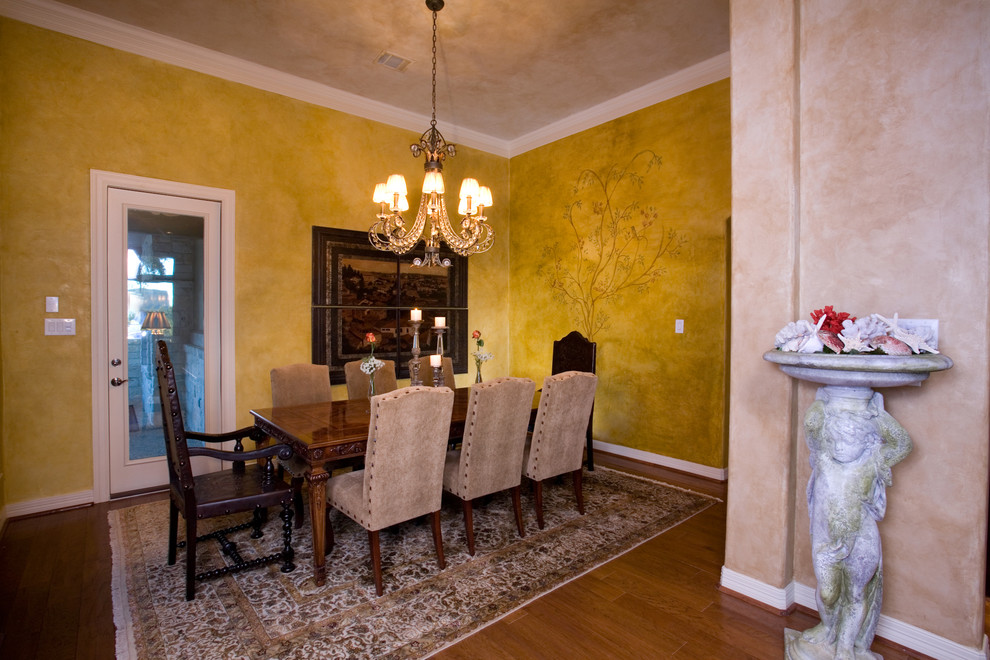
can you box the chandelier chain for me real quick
[430,10,438,129]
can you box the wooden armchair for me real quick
[324,385,454,596]
[443,377,536,554]
[156,340,296,601]
[343,359,398,399]
[522,370,599,529]
[551,330,597,469]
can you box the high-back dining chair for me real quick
[156,340,296,600]
[270,363,332,406]
[270,363,333,526]
[522,370,598,530]
[408,356,456,388]
[443,377,536,555]
[343,359,398,400]
[324,385,454,596]
[551,330,597,469]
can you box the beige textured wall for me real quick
[726,0,990,649]
[0,19,509,504]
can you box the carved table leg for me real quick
[306,467,330,586]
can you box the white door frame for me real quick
[91,170,236,503]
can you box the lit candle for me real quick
[410,308,422,322]
[434,316,446,328]
[430,354,442,368]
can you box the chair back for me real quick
[524,371,598,481]
[551,331,596,375]
[408,356,455,388]
[271,363,332,407]
[363,386,454,530]
[155,340,195,496]
[450,377,535,499]
[344,359,398,400]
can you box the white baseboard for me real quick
[721,566,989,660]
[593,440,728,481]
[4,489,94,519]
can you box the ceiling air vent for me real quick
[374,50,413,72]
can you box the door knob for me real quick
[110,377,128,387]
[111,358,122,366]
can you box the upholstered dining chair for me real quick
[270,363,333,526]
[343,359,398,400]
[324,385,454,596]
[408,356,456,388]
[551,330,597,469]
[443,377,536,555]
[156,340,296,601]
[522,370,599,530]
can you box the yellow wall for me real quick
[0,19,508,503]
[508,80,731,468]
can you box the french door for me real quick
[92,172,236,500]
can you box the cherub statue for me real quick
[786,388,912,660]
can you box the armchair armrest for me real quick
[187,442,293,463]
[185,426,266,446]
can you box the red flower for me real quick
[810,306,856,335]
[472,330,481,339]
[365,332,377,344]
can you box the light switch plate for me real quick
[44,318,76,335]
[45,296,59,313]
[675,319,684,334]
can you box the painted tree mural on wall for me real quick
[538,150,687,341]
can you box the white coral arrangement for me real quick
[775,307,938,355]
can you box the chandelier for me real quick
[368,0,494,268]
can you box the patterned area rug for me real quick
[110,467,716,659]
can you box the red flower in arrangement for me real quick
[365,332,377,345]
[472,330,481,340]
[810,306,856,335]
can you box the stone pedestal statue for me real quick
[763,351,952,660]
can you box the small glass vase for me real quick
[368,371,377,398]
[474,359,483,383]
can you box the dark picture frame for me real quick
[312,227,468,384]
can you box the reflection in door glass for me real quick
[126,211,205,460]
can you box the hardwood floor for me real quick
[0,455,933,659]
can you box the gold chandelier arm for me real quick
[369,206,428,254]
[435,210,495,255]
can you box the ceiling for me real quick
[9,0,729,153]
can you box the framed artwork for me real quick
[312,227,468,384]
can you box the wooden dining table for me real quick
[250,386,497,586]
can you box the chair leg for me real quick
[430,510,446,569]
[461,498,475,555]
[572,468,585,515]
[250,506,265,539]
[534,479,545,530]
[167,500,179,565]
[184,516,197,601]
[279,501,296,573]
[291,477,304,528]
[511,485,525,538]
[369,530,383,596]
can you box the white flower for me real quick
[472,351,494,362]
[360,357,384,374]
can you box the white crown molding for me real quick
[506,51,731,157]
[1,0,727,159]
[723,568,990,660]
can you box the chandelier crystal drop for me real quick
[368,0,494,268]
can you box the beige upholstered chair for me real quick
[408,356,455,388]
[343,359,398,400]
[325,385,454,596]
[270,363,332,407]
[522,370,598,529]
[269,363,333,526]
[443,377,536,555]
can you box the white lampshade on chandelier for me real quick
[368,0,494,268]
